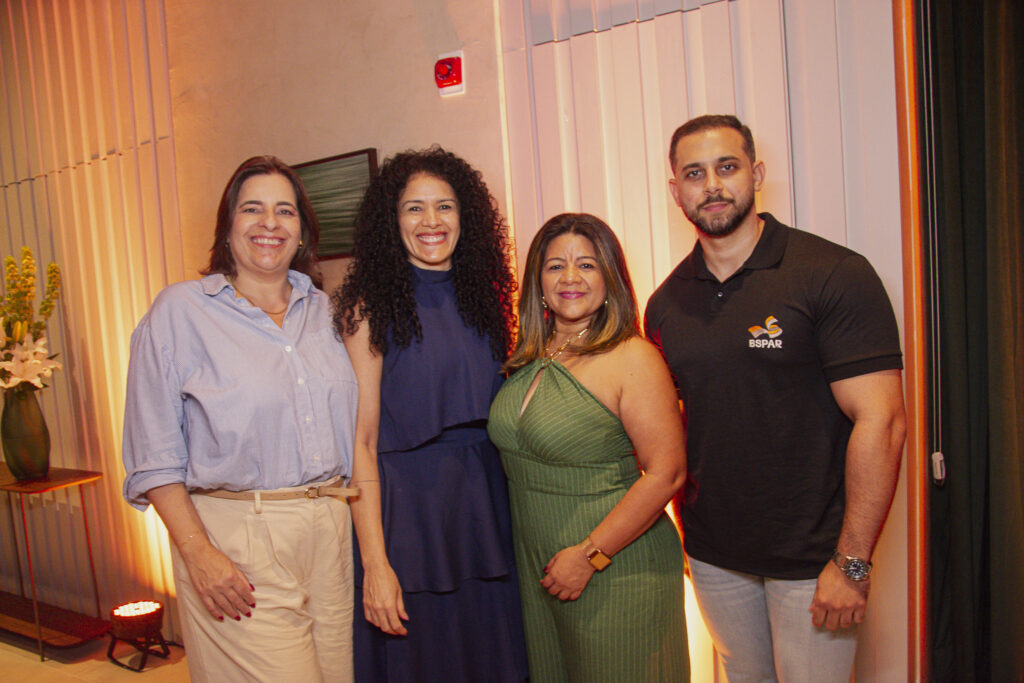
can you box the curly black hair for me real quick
[332,146,516,360]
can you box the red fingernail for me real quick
[249,602,256,608]
[233,615,241,621]
[216,616,224,622]
[245,612,252,618]
[249,584,255,591]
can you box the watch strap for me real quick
[583,536,612,571]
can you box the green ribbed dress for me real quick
[488,359,689,683]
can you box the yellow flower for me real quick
[2,249,59,339]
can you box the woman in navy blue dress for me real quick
[333,147,527,682]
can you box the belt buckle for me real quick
[304,486,321,499]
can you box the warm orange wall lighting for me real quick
[143,505,177,600]
[892,1,928,681]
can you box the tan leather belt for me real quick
[201,485,359,501]
[196,476,359,504]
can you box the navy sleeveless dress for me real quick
[352,265,528,682]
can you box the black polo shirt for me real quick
[644,213,902,579]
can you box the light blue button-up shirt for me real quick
[122,271,357,510]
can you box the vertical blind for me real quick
[497,1,911,680]
[497,0,793,306]
[0,0,184,637]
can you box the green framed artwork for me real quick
[294,149,378,259]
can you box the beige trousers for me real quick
[171,490,353,682]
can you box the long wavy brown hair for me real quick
[504,212,639,372]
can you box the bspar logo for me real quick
[748,316,783,349]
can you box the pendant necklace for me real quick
[542,327,588,367]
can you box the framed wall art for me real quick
[293,148,378,259]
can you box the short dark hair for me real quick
[504,213,639,372]
[203,155,320,285]
[668,114,756,172]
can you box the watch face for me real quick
[844,558,870,581]
[587,549,612,571]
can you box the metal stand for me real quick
[0,464,106,660]
[106,630,171,672]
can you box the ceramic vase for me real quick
[1,385,51,480]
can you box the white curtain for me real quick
[497,0,793,306]
[497,1,909,680]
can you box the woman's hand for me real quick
[179,535,255,621]
[145,483,255,622]
[543,339,685,590]
[362,564,409,635]
[540,543,596,601]
[344,321,409,635]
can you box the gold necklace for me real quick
[542,327,588,367]
[258,304,288,316]
[230,279,290,316]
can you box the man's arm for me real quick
[810,369,906,630]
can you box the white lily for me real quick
[0,333,62,389]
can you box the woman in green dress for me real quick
[488,213,689,682]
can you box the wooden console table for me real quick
[0,463,108,660]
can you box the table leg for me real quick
[4,492,25,598]
[18,493,44,661]
[78,487,102,617]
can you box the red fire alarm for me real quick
[435,50,464,96]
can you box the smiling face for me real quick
[540,232,608,330]
[397,173,461,271]
[669,126,764,237]
[228,173,302,282]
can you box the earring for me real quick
[299,239,304,247]
[604,299,609,306]
[541,296,548,310]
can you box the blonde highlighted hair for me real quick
[504,213,640,372]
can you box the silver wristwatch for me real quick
[831,551,872,581]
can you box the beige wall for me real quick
[166,0,509,290]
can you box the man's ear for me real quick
[668,177,683,208]
[752,160,766,192]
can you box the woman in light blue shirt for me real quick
[122,156,358,682]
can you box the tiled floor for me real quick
[0,630,189,682]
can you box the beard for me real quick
[683,190,756,237]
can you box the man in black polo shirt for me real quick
[645,114,907,682]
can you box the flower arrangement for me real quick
[0,247,62,391]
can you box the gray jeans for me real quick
[687,555,858,683]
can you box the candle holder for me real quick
[107,601,170,672]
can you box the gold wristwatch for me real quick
[583,536,612,571]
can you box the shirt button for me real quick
[297,378,305,385]
[285,345,293,352]
[313,454,320,461]
[717,291,724,298]
[305,416,313,423]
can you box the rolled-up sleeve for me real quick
[122,314,190,510]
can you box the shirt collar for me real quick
[200,270,314,298]
[674,212,788,281]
